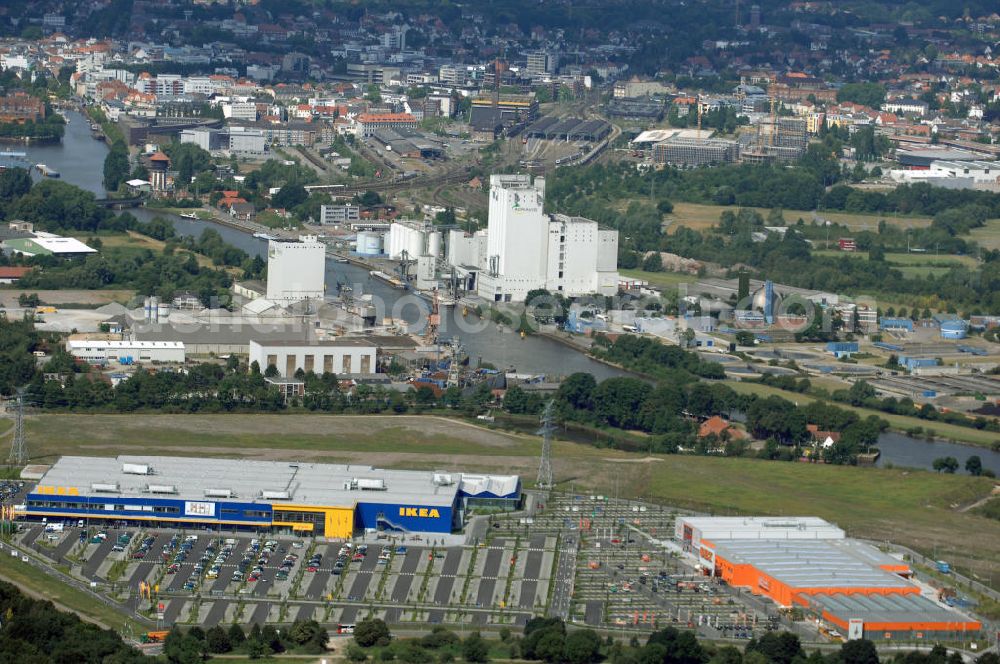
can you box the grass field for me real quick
[71,231,222,270]
[12,412,1000,589]
[618,268,696,291]
[969,219,1000,251]
[667,202,934,235]
[0,551,136,632]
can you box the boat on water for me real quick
[34,164,59,178]
[178,212,199,220]
[253,232,278,241]
[369,270,405,288]
[332,256,349,263]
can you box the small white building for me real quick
[250,339,377,376]
[266,236,326,304]
[67,340,186,364]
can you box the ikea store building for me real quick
[22,456,521,538]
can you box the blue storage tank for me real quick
[940,320,967,340]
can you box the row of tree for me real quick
[506,366,883,465]
[162,620,327,662]
[348,616,998,664]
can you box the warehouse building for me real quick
[67,340,185,364]
[249,338,378,376]
[675,516,980,641]
[22,455,521,537]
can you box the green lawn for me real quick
[619,268,696,290]
[0,550,138,632]
[668,202,933,234]
[23,414,548,460]
[969,218,1000,251]
[725,380,1000,447]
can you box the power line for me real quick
[536,399,555,489]
[7,389,27,466]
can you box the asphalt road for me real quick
[162,597,185,626]
[584,600,603,625]
[296,604,315,622]
[347,571,373,601]
[549,537,578,619]
[204,600,228,627]
[250,601,271,626]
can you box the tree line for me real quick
[0,580,145,663]
[345,616,998,664]
[505,365,884,465]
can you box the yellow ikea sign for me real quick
[36,486,79,496]
[399,507,441,518]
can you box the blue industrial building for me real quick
[825,341,859,358]
[880,318,914,332]
[899,356,938,372]
[939,320,968,340]
[21,456,520,537]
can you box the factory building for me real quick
[675,517,980,641]
[249,339,378,376]
[471,175,619,302]
[319,204,360,225]
[22,456,521,537]
[653,137,740,167]
[265,236,326,304]
[67,340,186,364]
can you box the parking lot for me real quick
[12,492,792,638]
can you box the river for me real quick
[34,112,998,471]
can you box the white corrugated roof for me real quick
[31,232,98,254]
[68,340,184,350]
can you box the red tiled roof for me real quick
[0,266,31,279]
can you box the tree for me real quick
[462,632,490,663]
[932,456,959,474]
[354,618,391,648]
[357,190,382,207]
[0,167,31,202]
[563,629,601,664]
[273,182,309,210]
[557,373,596,411]
[965,455,983,476]
[206,625,232,653]
[839,638,879,664]
[228,623,246,647]
[646,627,705,664]
[746,632,802,664]
[643,252,663,272]
[103,140,130,191]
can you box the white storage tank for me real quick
[356,231,383,256]
[157,302,170,319]
[427,231,442,258]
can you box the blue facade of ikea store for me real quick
[355,501,456,533]
[24,493,275,529]
[24,493,461,534]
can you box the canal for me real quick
[34,112,998,471]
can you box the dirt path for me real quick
[957,485,1000,512]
